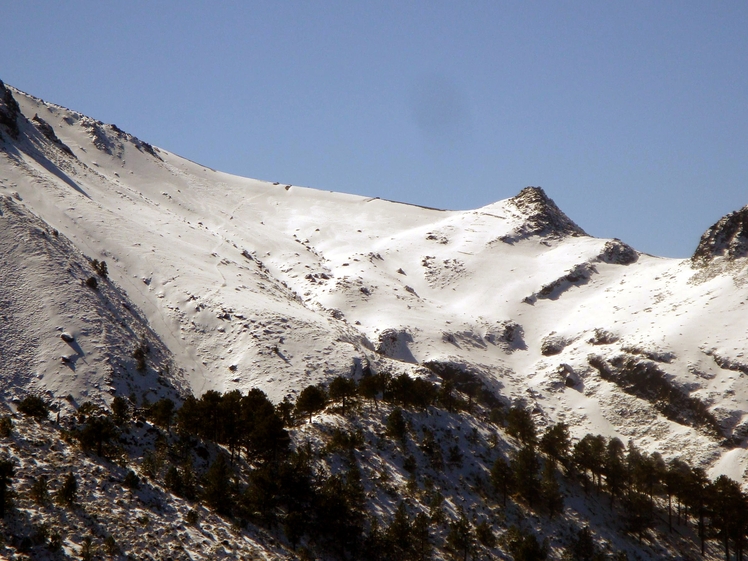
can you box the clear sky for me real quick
[2,1,747,257]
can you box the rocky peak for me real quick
[0,79,21,140]
[693,204,748,263]
[503,186,587,242]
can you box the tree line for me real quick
[3,371,746,560]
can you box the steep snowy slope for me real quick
[0,194,187,410]
[2,80,748,478]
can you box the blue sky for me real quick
[3,1,747,257]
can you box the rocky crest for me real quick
[693,205,748,263]
[0,80,21,140]
[502,186,587,243]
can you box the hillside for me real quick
[1,79,748,560]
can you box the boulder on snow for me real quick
[60,332,75,343]
[596,239,638,265]
[541,333,570,356]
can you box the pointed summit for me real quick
[693,204,748,263]
[501,186,587,243]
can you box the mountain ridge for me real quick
[1,79,748,559]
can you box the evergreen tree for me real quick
[30,475,50,505]
[219,390,242,459]
[0,416,12,437]
[512,445,541,508]
[622,492,654,542]
[604,437,627,507]
[358,373,382,408]
[568,527,595,561]
[446,509,474,561]
[475,519,496,548]
[241,389,290,463]
[329,375,357,414]
[664,458,689,532]
[77,415,118,457]
[175,395,201,435]
[437,380,457,413]
[386,502,413,561]
[203,454,234,515]
[315,472,365,558]
[540,422,571,464]
[684,467,710,554]
[540,458,564,518]
[17,395,49,420]
[276,396,294,427]
[501,526,548,561]
[386,407,407,441]
[411,512,432,561]
[199,390,224,441]
[57,472,77,507]
[490,456,514,507]
[506,407,537,446]
[148,398,176,430]
[0,457,14,517]
[712,474,742,561]
[111,395,130,425]
[294,384,327,423]
[243,465,280,524]
[574,434,606,492]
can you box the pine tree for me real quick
[0,457,14,517]
[57,472,77,507]
[574,434,606,492]
[329,376,357,415]
[446,509,474,561]
[540,422,571,464]
[540,458,564,518]
[411,512,432,561]
[475,519,496,548]
[30,475,50,505]
[501,526,548,561]
[203,454,234,515]
[568,527,595,561]
[386,407,407,441]
[604,437,627,507]
[512,445,541,508]
[491,456,514,507]
[111,395,130,425]
[386,502,413,561]
[506,407,537,446]
[294,384,327,423]
[148,398,175,430]
[358,373,381,408]
[77,415,117,457]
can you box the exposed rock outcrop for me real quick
[0,79,21,140]
[596,239,638,265]
[693,205,748,263]
[32,114,75,156]
[501,186,588,243]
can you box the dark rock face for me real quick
[693,205,748,263]
[0,79,22,140]
[501,187,587,243]
[32,114,75,156]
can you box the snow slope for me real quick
[2,80,748,478]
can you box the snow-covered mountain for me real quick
[2,79,748,478]
[0,82,748,558]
